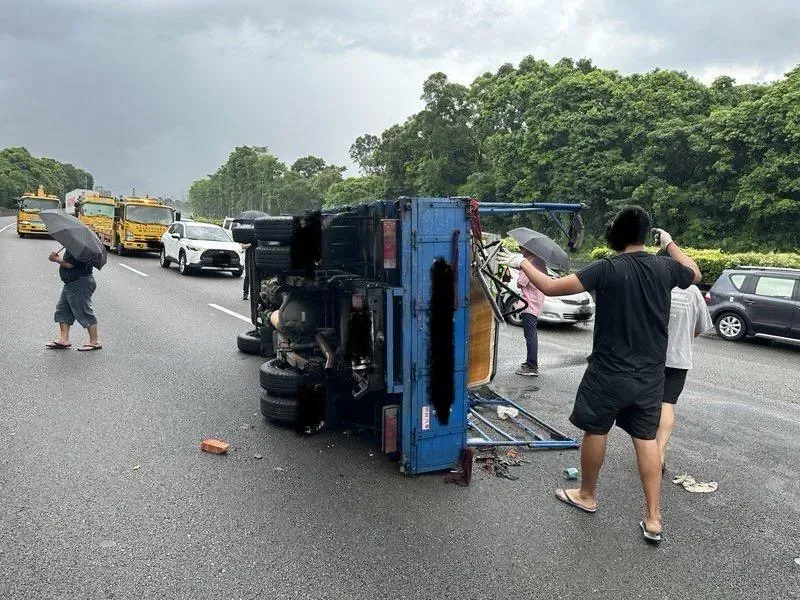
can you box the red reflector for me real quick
[382,219,397,269]
[382,404,399,453]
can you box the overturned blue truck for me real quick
[232,197,584,478]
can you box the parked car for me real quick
[160,222,245,276]
[501,265,595,326]
[706,266,800,342]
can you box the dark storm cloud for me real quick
[0,0,797,198]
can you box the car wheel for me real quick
[254,216,294,244]
[503,296,524,327]
[254,245,292,273]
[116,241,127,256]
[259,389,298,425]
[259,358,317,397]
[159,247,171,268]
[178,252,191,275]
[232,267,244,278]
[715,312,746,341]
[237,329,261,355]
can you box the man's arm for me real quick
[518,260,585,296]
[654,229,701,284]
[48,252,74,268]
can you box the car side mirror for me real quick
[171,233,181,239]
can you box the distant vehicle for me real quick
[75,192,116,240]
[160,221,244,277]
[501,263,595,326]
[706,266,800,342]
[95,196,178,255]
[16,186,61,237]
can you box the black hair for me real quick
[605,206,651,252]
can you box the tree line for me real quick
[0,147,94,209]
[190,56,798,252]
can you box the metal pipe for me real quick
[468,408,518,443]
[315,332,334,370]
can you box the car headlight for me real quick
[186,244,201,252]
[19,221,30,225]
[126,232,134,241]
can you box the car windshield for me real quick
[185,225,231,242]
[126,205,173,225]
[82,202,115,217]
[20,198,60,212]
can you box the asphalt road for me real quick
[1,216,798,600]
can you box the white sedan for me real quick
[502,266,595,326]
[160,222,245,276]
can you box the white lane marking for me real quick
[118,263,149,277]
[208,303,252,324]
[0,222,15,233]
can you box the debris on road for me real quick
[672,474,718,493]
[253,454,263,460]
[200,438,230,455]
[474,447,529,480]
[496,405,519,420]
[446,448,474,487]
[563,467,579,480]
[240,424,255,430]
[275,467,286,472]
[132,464,141,471]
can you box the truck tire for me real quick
[260,390,298,425]
[232,224,255,244]
[254,216,294,244]
[117,241,127,256]
[237,329,261,355]
[259,358,315,397]
[254,245,291,272]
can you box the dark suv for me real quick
[706,266,800,342]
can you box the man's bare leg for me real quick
[57,323,71,345]
[87,324,100,346]
[632,437,663,534]
[561,432,607,510]
[655,403,675,467]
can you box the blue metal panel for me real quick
[400,198,471,474]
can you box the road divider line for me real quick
[208,303,252,324]
[118,263,149,277]
[0,222,15,233]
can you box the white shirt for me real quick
[665,285,714,370]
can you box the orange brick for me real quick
[200,438,230,454]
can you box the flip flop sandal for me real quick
[639,521,662,544]
[555,488,597,514]
[77,344,103,352]
[46,342,71,349]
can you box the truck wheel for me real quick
[254,216,294,244]
[259,390,298,425]
[232,224,256,244]
[260,358,312,397]
[117,241,127,256]
[159,247,171,268]
[18,232,26,239]
[254,245,291,272]
[237,329,261,355]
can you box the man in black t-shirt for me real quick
[518,206,700,544]
[46,249,102,351]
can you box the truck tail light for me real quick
[382,219,397,269]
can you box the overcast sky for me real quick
[1,0,798,199]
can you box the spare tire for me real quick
[260,390,297,425]
[259,358,306,396]
[237,329,261,355]
[254,245,291,273]
[254,216,294,244]
[232,224,255,244]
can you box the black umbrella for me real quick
[507,227,569,271]
[233,210,268,223]
[39,210,108,270]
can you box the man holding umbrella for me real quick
[39,210,107,351]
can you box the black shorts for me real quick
[662,367,688,404]
[570,366,664,440]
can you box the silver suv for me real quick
[706,266,800,342]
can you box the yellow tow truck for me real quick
[94,196,177,255]
[16,186,61,237]
[76,192,117,241]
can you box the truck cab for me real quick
[16,186,61,237]
[112,196,177,255]
[76,193,117,242]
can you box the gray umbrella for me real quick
[39,210,108,270]
[507,227,569,270]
